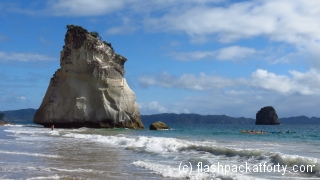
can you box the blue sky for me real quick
[1,0,320,118]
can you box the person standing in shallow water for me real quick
[51,125,54,130]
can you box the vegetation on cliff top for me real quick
[66,24,113,50]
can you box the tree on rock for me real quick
[89,31,101,40]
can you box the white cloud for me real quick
[224,90,249,96]
[170,51,215,61]
[106,17,138,35]
[5,1,320,55]
[251,69,295,94]
[4,0,320,49]
[49,0,125,16]
[251,69,320,95]
[0,91,28,103]
[2,0,225,17]
[166,91,320,118]
[0,52,54,62]
[142,0,320,65]
[216,46,256,60]
[138,101,168,114]
[138,72,244,90]
[106,26,137,35]
[16,96,27,101]
[256,95,263,100]
[171,46,256,61]
[144,0,320,45]
[139,68,320,95]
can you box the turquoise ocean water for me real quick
[0,123,319,180]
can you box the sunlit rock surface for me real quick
[149,121,170,130]
[34,26,144,129]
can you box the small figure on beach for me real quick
[51,125,54,130]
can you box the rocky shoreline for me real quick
[0,121,14,126]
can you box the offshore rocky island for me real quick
[34,25,144,129]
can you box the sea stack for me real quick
[34,25,144,129]
[255,106,281,125]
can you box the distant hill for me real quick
[0,112,4,121]
[2,108,37,124]
[141,113,255,125]
[141,114,320,125]
[280,116,320,125]
[1,109,320,125]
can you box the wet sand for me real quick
[0,126,171,180]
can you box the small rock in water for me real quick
[255,106,281,125]
[149,121,170,130]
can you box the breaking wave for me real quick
[270,153,320,174]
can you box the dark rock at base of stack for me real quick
[0,121,14,126]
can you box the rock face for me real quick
[34,25,144,129]
[0,121,14,126]
[149,121,170,130]
[0,113,14,126]
[255,106,281,125]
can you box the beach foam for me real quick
[270,153,320,174]
[0,150,60,158]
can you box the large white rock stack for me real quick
[34,25,144,129]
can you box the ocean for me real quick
[0,123,319,180]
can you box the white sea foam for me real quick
[180,145,265,158]
[3,124,24,127]
[133,160,181,178]
[26,174,61,180]
[4,129,55,136]
[2,125,318,179]
[49,167,103,173]
[132,160,265,180]
[270,153,320,174]
[0,150,60,158]
[62,132,320,176]
[4,126,87,136]
[62,133,268,160]
[62,133,194,153]
[60,132,320,177]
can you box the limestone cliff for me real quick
[34,25,144,129]
[255,106,281,125]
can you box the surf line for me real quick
[196,162,315,175]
